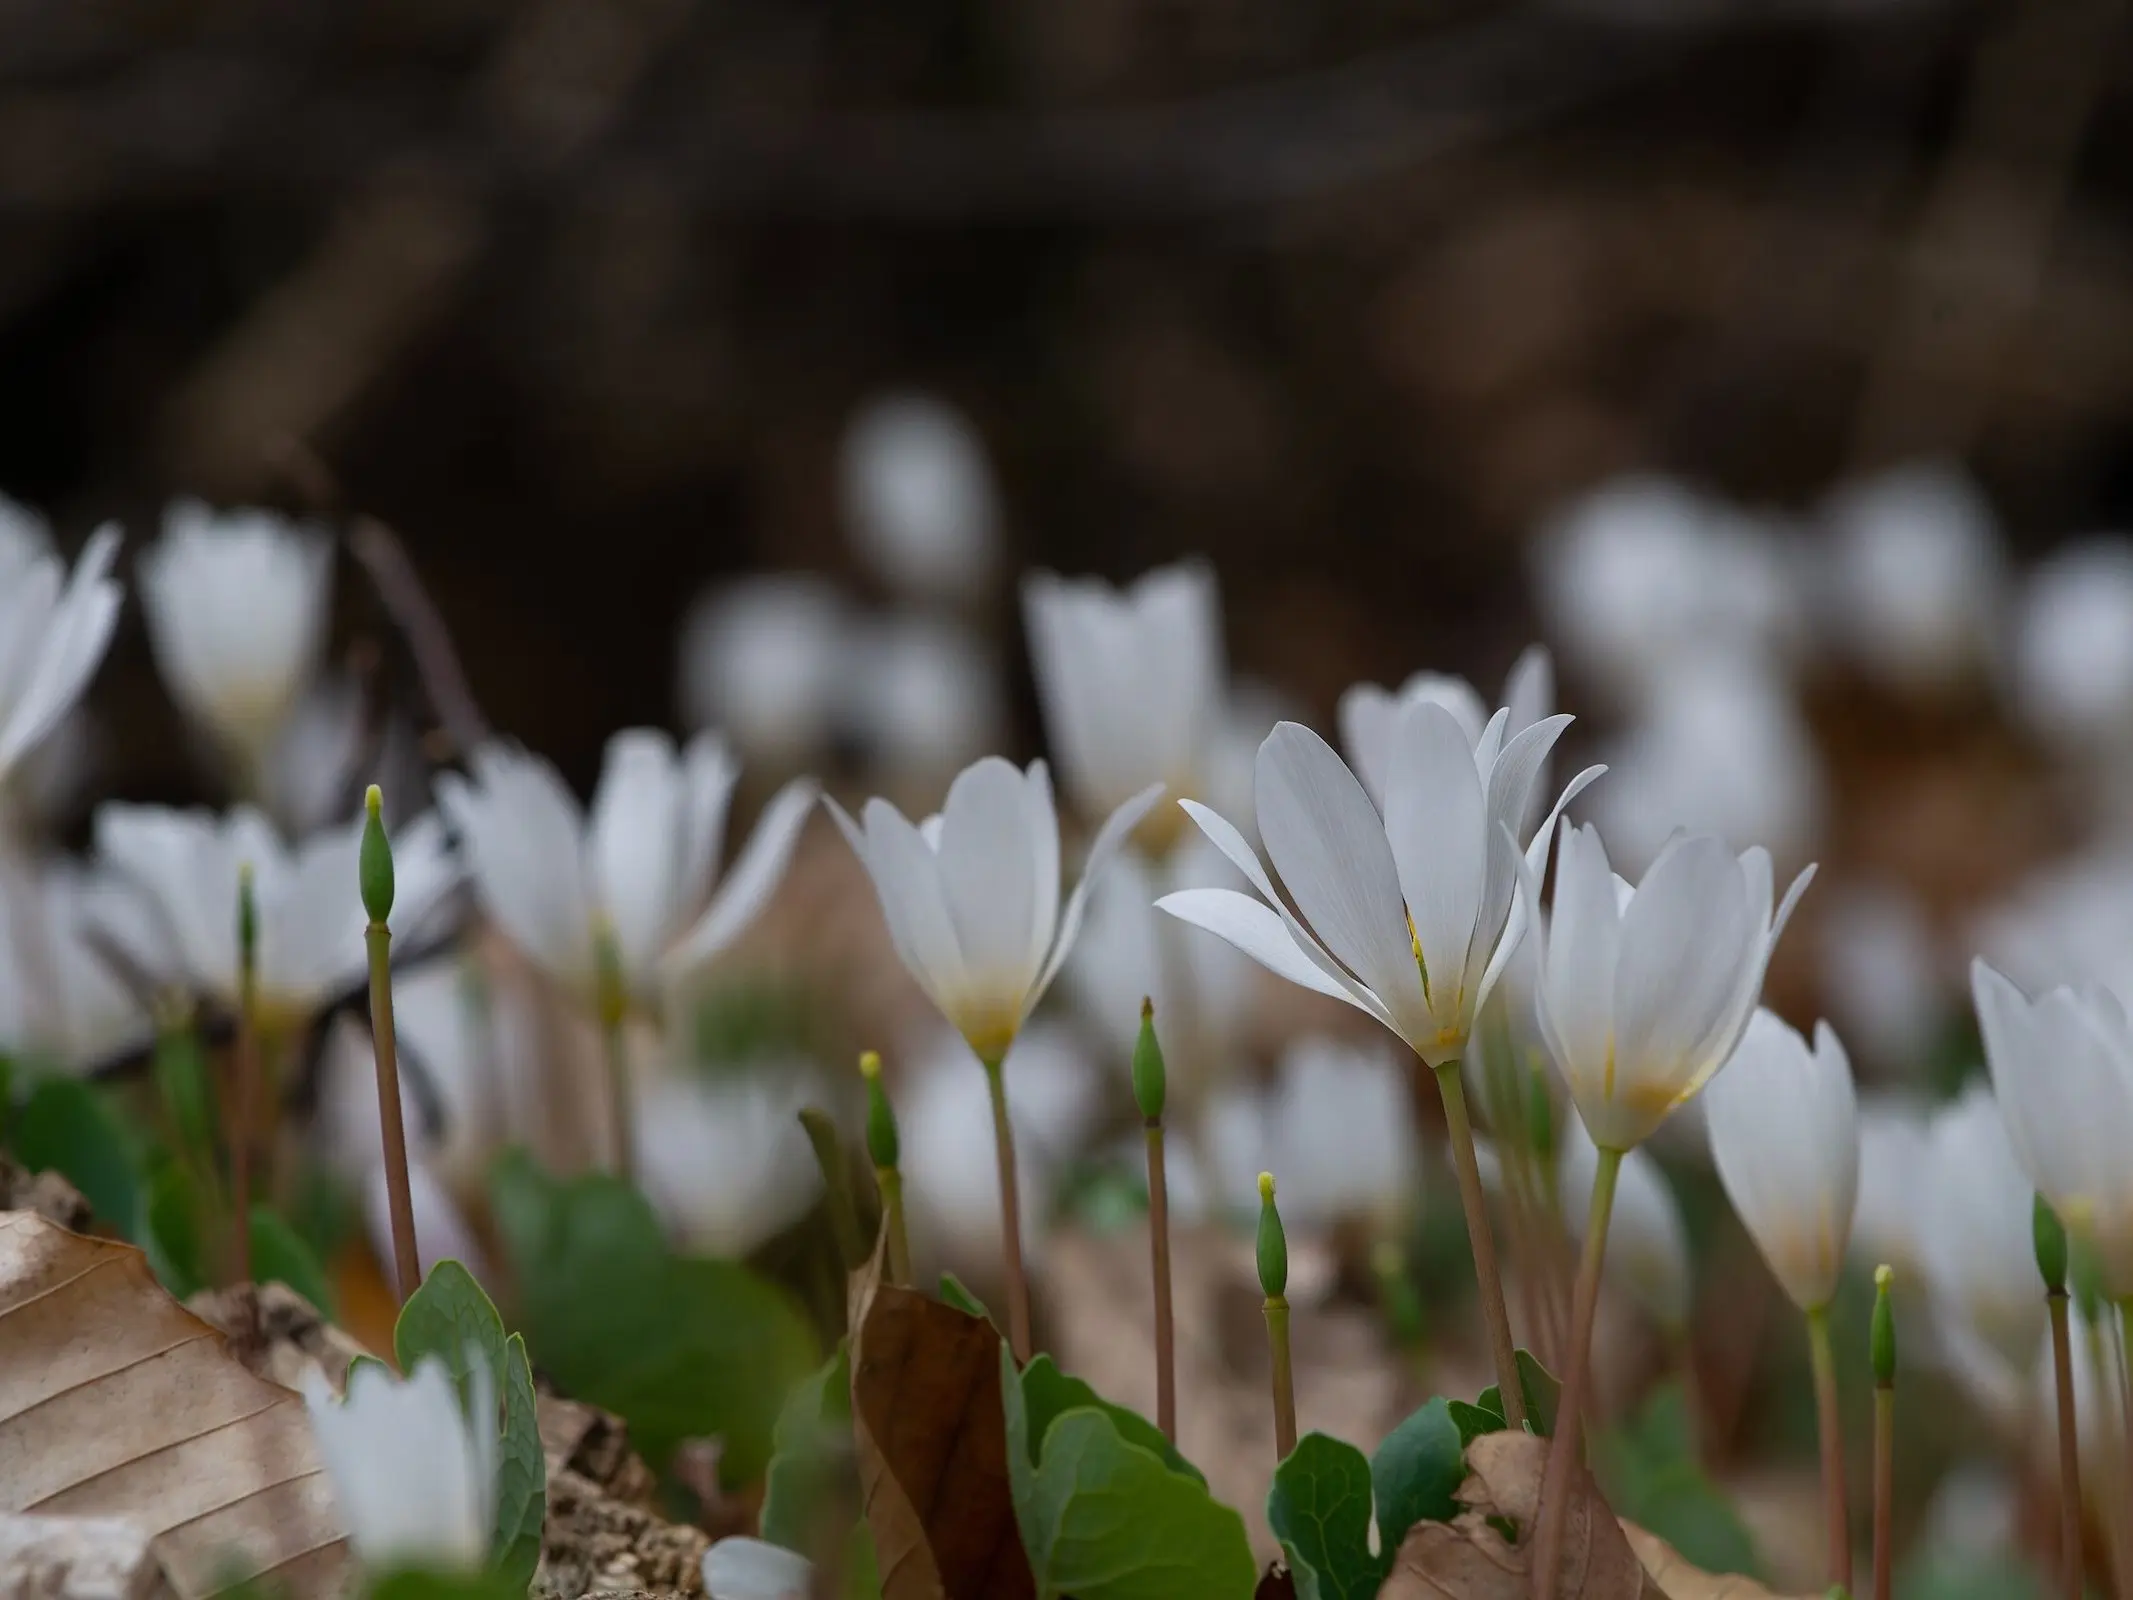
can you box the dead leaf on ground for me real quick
[0,1211,351,1598]
[1619,1523,1817,1599]
[847,1236,1034,1600]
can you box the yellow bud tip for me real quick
[1875,1263,1893,1289]
[859,1050,882,1081]
[365,783,383,820]
[1258,1171,1276,1203]
[1140,995,1154,1022]
[237,860,255,888]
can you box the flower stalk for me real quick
[360,787,423,1303]
[981,1051,1033,1362]
[1531,1140,1621,1600]
[229,862,260,1291]
[1870,1265,1895,1600]
[592,918,634,1185]
[861,1051,911,1285]
[1806,1301,1852,1594]
[1435,1058,1528,1429]
[2039,1195,2084,1600]
[1258,1173,1297,1462]
[1134,998,1176,1442]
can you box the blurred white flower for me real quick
[1915,1463,2019,1560]
[2012,537,2133,748]
[838,613,1004,789]
[841,395,998,604]
[1196,1036,1418,1230]
[364,1158,493,1289]
[1817,881,1944,1073]
[1023,562,1224,833]
[140,502,332,764]
[1532,475,1804,705]
[260,678,426,839]
[1920,1085,2045,1372]
[677,575,849,771]
[1977,844,2133,1003]
[1560,1118,1690,1332]
[1586,649,1823,873]
[0,494,53,569]
[1850,1094,1932,1281]
[1703,1010,1859,1312]
[899,1021,1100,1271]
[633,1066,823,1257]
[1818,460,2003,694]
[703,1537,814,1600]
[830,756,1158,1064]
[1159,710,1594,1069]
[1973,959,2133,1296]
[1339,645,1553,813]
[3,706,101,839]
[92,802,457,1025]
[0,855,151,1072]
[1529,823,1812,1152]
[301,1352,496,1576]
[0,525,122,784]
[439,731,817,1011]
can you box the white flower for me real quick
[1920,1086,2046,1371]
[1702,1010,1858,1312]
[840,394,998,604]
[1972,959,2133,1296]
[1022,562,1224,828]
[1560,1118,1690,1332]
[633,1066,824,1257]
[139,502,332,761]
[829,756,1159,1063]
[0,526,122,784]
[677,575,849,770]
[2012,537,2133,747]
[703,1537,815,1600]
[1817,881,1944,1072]
[0,855,152,1072]
[1528,822,1813,1152]
[439,731,817,1011]
[302,1352,497,1575]
[1585,649,1824,873]
[1818,460,2003,693]
[837,614,1003,790]
[91,802,458,1025]
[1158,710,1597,1069]
[1338,645,1552,812]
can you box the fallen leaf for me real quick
[1619,1523,1815,1598]
[0,1211,352,1598]
[848,1238,1033,1600]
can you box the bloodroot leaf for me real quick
[1265,1433,1386,1600]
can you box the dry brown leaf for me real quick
[847,1240,1033,1600]
[1378,1432,1654,1600]
[0,1212,351,1598]
[1619,1523,1817,1599]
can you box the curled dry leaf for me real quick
[0,1212,351,1599]
[1618,1524,1816,1599]
[848,1237,1034,1600]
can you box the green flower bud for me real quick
[2035,1192,2069,1295]
[359,784,395,925]
[1871,1263,1896,1387]
[860,1050,899,1170]
[1256,1172,1287,1300]
[1131,997,1167,1124]
[236,862,258,978]
[592,916,627,1029]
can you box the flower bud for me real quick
[2034,1192,2069,1295]
[1131,997,1167,1124]
[1256,1172,1287,1300]
[359,784,395,924]
[860,1050,900,1171]
[1871,1263,1896,1387]
[236,861,258,981]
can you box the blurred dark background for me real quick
[5,0,2132,793]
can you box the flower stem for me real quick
[877,1166,912,1285]
[1871,1384,1893,1600]
[365,921,422,1303]
[981,1053,1032,1362]
[2114,1298,2133,1600]
[2048,1291,2085,1600]
[1530,1141,1620,1600]
[1806,1302,1853,1593]
[1145,1120,1176,1442]
[1265,1294,1296,1461]
[1431,1057,1526,1429]
[228,865,260,1295]
[592,921,635,1184]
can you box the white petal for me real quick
[1611,835,1758,1105]
[934,757,1045,1003]
[703,1537,815,1600]
[1156,888,1387,1019]
[666,778,820,979]
[1381,701,1486,1026]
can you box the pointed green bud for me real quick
[236,862,258,978]
[359,785,395,924]
[860,1050,899,1170]
[592,916,627,1029]
[2035,1193,2069,1295]
[1256,1172,1287,1300]
[1871,1263,1895,1387]
[1131,997,1167,1124]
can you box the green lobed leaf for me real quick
[1017,1355,1203,1486]
[843,1521,881,1600]
[493,1332,546,1591]
[396,1259,512,1411]
[249,1206,336,1316]
[1461,1348,1561,1440]
[141,1160,209,1298]
[151,1025,218,1178]
[12,1075,141,1233]
[760,1342,855,1553]
[364,1569,531,1600]
[1368,1397,1464,1544]
[1001,1346,1255,1600]
[1266,1433,1387,1600]
[1592,1382,1759,1578]
[938,1271,994,1324]
[489,1148,818,1483]
[1446,1398,1502,1449]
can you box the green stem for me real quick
[1146,1121,1176,1443]
[2049,1292,2085,1600]
[229,978,259,1291]
[600,1010,635,1185]
[2115,1298,2133,1600]
[1265,1294,1296,1462]
[1807,1303,1853,1593]
[877,1166,912,1286]
[1872,1383,1893,1600]
[1431,1057,1526,1429]
[981,1054,1032,1363]
[366,921,422,1303]
[1530,1142,1622,1600]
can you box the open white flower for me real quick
[439,731,817,1012]
[840,394,998,604]
[139,502,332,762]
[2014,537,2133,748]
[1703,1010,1858,1313]
[677,575,848,771]
[0,525,122,784]
[1972,959,2133,1296]
[1560,1118,1690,1332]
[703,1537,815,1599]
[302,1352,496,1575]
[0,855,152,1072]
[1157,709,1597,1068]
[1023,562,1224,830]
[92,802,458,1026]
[829,756,1159,1064]
[1920,1085,2046,1371]
[633,1066,823,1257]
[1338,645,1552,812]
[1528,822,1812,1153]
[837,614,1004,790]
